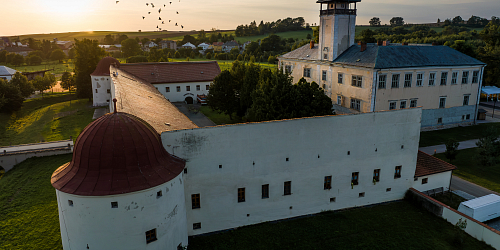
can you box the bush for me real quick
[267,55,277,64]
[28,55,43,66]
[206,52,212,59]
[174,51,181,58]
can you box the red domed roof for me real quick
[51,112,185,196]
[91,57,120,76]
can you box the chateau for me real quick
[51,1,459,249]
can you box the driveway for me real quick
[450,176,499,197]
[173,102,216,127]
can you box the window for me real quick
[193,223,201,230]
[338,73,343,84]
[410,99,417,108]
[166,87,170,92]
[352,75,362,88]
[303,68,311,78]
[386,188,392,192]
[196,85,200,91]
[466,114,471,120]
[439,97,446,108]
[322,70,327,81]
[451,72,458,85]
[107,89,110,94]
[322,84,327,90]
[440,72,448,86]
[378,75,387,89]
[95,89,98,93]
[176,86,181,92]
[389,101,396,110]
[206,85,209,90]
[324,176,332,190]
[373,169,380,182]
[191,194,200,209]
[284,181,291,195]
[157,190,162,198]
[416,73,423,87]
[394,166,402,178]
[404,73,412,88]
[351,172,359,185]
[337,95,343,106]
[359,192,365,197]
[330,197,336,202]
[262,184,269,199]
[238,188,245,202]
[391,74,400,88]
[438,117,443,124]
[428,73,436,86]
[145,229,157,244]
[463,95,470,106]
[462,71,469,84]
[400,100,407,109]
[324,53,328,60]
[350,98,361,111]
[186,86,190,91]
[285,65,292,73]
[472,70,479,84]
[422,178,428,184]
[111,202,118,208]
[68,200,73,206]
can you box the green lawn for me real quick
[435,148,500,193]
[234,30,314,43]
[4,60,75,76]
[199,106,243,125]
[432,192,467,210]
[419,123,500,147]
[168,58,277,71]
[0,92,95,146]
[189,201,492,250]
[0,154,72,250]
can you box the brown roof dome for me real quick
[51,112,185,196]
[91,57,120,76]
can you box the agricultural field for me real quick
[3,60,75,76]
[0,92,95,147]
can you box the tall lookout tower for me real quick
[317,0,360,61]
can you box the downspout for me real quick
[474,65,486,125]
[371,70,379,112]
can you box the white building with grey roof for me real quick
[279,0,486,130]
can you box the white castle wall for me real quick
[92,75,112,107]
[161,108,422,236]
[56,174,188,250]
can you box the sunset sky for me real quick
[2,0,499,36]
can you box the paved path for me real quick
[450,176,499,197]
[173,102,216,127]
[419,139,480,155]
[93,108,109,120]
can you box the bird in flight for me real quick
[159,17,162,20]
[169,2,172,4]
[151,3,155,7]
[116,1,119,3]
[181,25,184,29]
[162,21,164,24]
[169,20,171,22]
[176,11,179,14]
[175,23,178,26]
[164,4,166,7]
[158,8,161,13]
[148,12,151,14]
[142,16,145,19]
[146,3,148,6]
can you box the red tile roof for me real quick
[51,112,185,196]
[91,57,120,76]
[415,150,457,177]
[118,61,220,84]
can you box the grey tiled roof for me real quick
[0,66,16,76]
[280,44,320,61]
[333,44,485,69]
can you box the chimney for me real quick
[359,42,367,52]
[383,40,391,46]
[402,42,408,46]
[310,40,315,49]
[377,41,383,46]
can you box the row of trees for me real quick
[207,61,332,122]
[235,17,310,37]
[369,15,492,27]
[0,49,68,66]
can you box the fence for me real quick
[408,188,500,249]
[0,139,74,172]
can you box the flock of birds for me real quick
[115,1,184,31]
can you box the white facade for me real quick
[91,75,112,106]
[162,108,422,235]
[197,43,210,51]
[0,66,16,81]
[153,81,211,103]
[412,171,452,193]
[181,42,196,49]
[56,174,188,250]
[319,4,356,61]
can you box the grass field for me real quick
[0,154,493,250]
[4,60,75,76]
[0,154,72,250]
[419,123,500,147]
[234,30,314,43]
[0,92,95,146]
[435,148,500,193]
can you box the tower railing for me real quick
[320,9,356,15]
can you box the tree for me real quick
[174,51,181,58]
[32,74,56,98]
[476,127,500,166]
[190,51,196,59]
[236,54,243,61]
[206,52,212,59]
[267,55,276,64]
[369,17,381,27]
[452,16,464,25]
[261,34,283,52]
[116,34,129,44]
[167,52,173,58]
[11,54,24,66]
[207,70,239,119]
[60,72,76,92]
[74,38,105,99]
[121,38,142,58]
[360,29,376,43]
[10,72,34,98]
[306,34,312,40]
[0,50,7,63]
[141,37,150,46]
[104,34,115,45]
[0,79,24,113]
[444,139,460,162]
[28,55,43,65]
[450,40,476,58]
[50,49,66,63]
[390,17,404,26]
[68,48,75,59]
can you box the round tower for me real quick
[317,0,360,61]
[51,106,188,250]
[91,57,120,107]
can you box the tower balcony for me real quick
[320,9,356,15]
